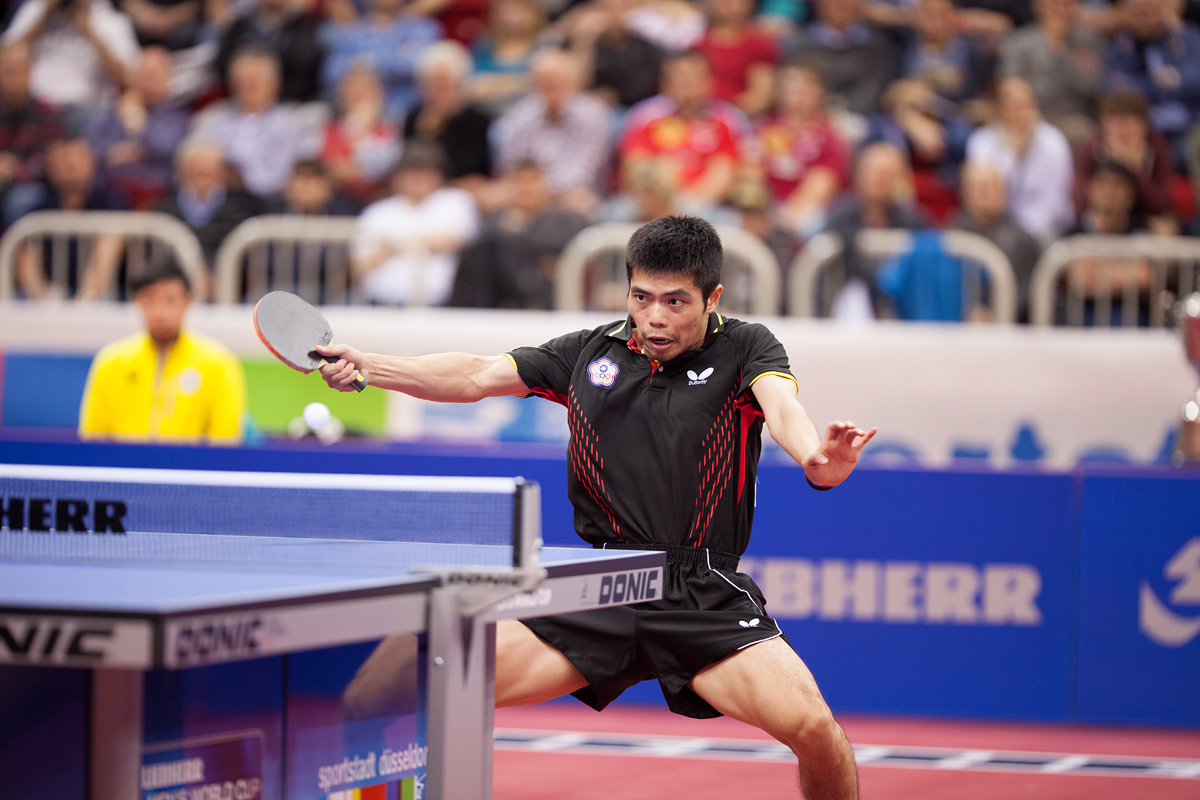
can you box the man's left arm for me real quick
[751,374,876,488]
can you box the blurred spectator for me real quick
[952,161,1043,321]
[352,141,480,305]
[449,160,587,308]
[558,0,662,109]
[822,141,926,303]
[193,48,308,199]
[267,158,360,215]
[2,0,140,116]
[322,63,402,204]
[1065,158,1152,324]
[156,139,260,267]
[605,155,679,222]
[754,61,849,237]
[16,137,126,300]
[786,0,898,116]
[620,51,743,212]
[727,177,796,311]
[122,0,204,50]
[1075,90,1175,230]
[905,0,990,107]
[966,76,1074,243]
[1000,0,1106,146]
[87,46,188,209]
[1072,157,1145,234]
[403,40,491,182]
[321,0,443,120]
[1107,0,1200,163]
[79,259,246,444]
[494,49,610,211]
[0,42,65,228]
[471,0,545,116]
[698,0,779,116]
[866,0,1028,36]
[866,79,973,224]
[217,0,323,103]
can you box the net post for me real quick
[512,480,542,569]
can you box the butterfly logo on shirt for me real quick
[687,367,714,386]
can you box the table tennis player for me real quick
[318,216,874,800]
[79,259,247,444]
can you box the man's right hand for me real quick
[316,343,369,392]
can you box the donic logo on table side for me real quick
[687,367,714,385]
[1139,537,1200,647]
[587,358,619,387]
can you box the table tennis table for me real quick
[0,464,666,800]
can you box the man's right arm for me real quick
[316,344,529,402]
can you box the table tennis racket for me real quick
[253,291,368,392]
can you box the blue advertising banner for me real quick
[1075,469,1200,726]
[740,464,1076,720]
[286,638,427,800]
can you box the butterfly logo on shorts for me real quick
[739,618,760,628]
[687,367,714,385]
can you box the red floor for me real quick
[493,704,1200,799]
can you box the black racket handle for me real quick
[321,355,368,392]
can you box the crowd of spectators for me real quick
[2,0,1200,319]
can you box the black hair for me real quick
[394,139,449,177]
[130,257,191,295]
[1090,157,1137,189]
[625,216,722,300]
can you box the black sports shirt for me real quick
[506,313,797,556]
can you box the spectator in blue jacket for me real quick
[1107,0,1200,165]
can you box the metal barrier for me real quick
[787,229,1018,323]
[0,211,207,301]
[214,215,358,306]
[1029,235,1200,327]
[554,223,783,315]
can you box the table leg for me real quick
[425,587,497,800]
[90,668,143,800]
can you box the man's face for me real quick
[998,79,1038,133]
[137,278,191,345]
[534,58,576,111]
[511,166,548,214]
[181,150,225,198]
[136,48,173,106]
[627,267,722,363]
[232,58,279,114]
[1088,170,1135,221]
[394,166,442,203]
[962,164,1007,221]
[856,147,901,205]
[286,171,333,213]
[662,57,711,111]
[46,140,96,191]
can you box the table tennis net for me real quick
[0,465,540,568]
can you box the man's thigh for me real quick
[494,618,588,707]
[686,637,833,739]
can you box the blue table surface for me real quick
[0,535,640,615]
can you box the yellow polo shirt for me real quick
[79,331,246,444]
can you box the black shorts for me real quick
[521,545,789,719]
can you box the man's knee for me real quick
[779,706,846,761]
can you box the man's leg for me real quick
[688,638,858,800]
[494,618,589,706]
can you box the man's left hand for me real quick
[801,421,877,488]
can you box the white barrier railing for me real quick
[0,211,207,301]
[213,215,360,306]
[787,229,1018,323]
[1029,235,1200,327]
[554,223,783,315]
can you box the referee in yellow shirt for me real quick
[79,260,246,444]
